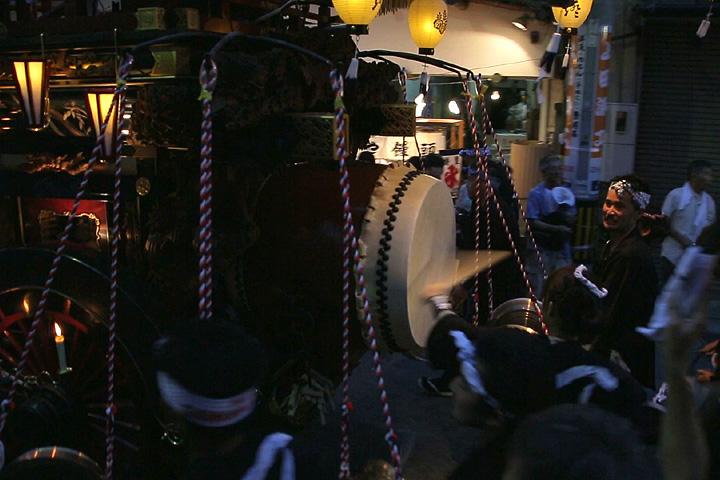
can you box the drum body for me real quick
[490,297,544,334]
[243,163,457,381]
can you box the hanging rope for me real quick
[472,77,545,332]
[102,54,133,480]
[0,50,134,478]
[331,70,403,480]
[462,79,493,324]
[198,57,218,321]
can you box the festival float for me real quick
[0,0,569,476]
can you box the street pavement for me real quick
[293,352,484,480]
[293,283,720,480]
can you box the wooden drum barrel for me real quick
[243,163,457,382]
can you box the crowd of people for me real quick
[146,153,718,480]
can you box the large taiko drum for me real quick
[356,165,456,358]
[243,163,458,380]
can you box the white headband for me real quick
[609,179,650,209]
[157,372,258,427]
[449,331,501,410]
[574,265,608,298]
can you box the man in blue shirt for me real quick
[525,155,576,298]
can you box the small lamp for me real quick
[86,89,119,160]
[332,0,382,34]
[552,0,593,30]
[408,0,447,55]
[12,60,50,131]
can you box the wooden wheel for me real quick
[1,446,104,480]
[0,248,164,479]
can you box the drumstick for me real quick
[421,250,511,298]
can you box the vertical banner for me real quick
[589,25,612,196]
[562,34,583,188]
[441,153,462,198]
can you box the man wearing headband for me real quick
[422,265,658,478]
[594,174,659,389]
[154,319,294,480]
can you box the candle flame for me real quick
[54,323,62,337]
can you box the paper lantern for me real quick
[332,0,382,33]
[408,0,447,55]
[86,89,120,159]
[12,60,50,130]
[552,0,592,30]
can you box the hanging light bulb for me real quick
[448,99,460,115]
[332,0,382,34]
[552,0,593,30]
[408,0,448,55]
[12,60,50,131]
[415,99,426,117]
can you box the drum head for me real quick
[357,165,456,358]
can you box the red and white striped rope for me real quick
[463,81,493,324]
[472,78,545,331]
[331,70,403,480]
[334,68,352,480]
[476,81,547,284]
[198,57,218,321]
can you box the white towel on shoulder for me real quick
[678,182,710,233]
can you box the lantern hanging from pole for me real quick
[12,60,50,131]
[552,0,592,30]
[332,0,382,34]
[86,89,119,160]
[408,0,448,55]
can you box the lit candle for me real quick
[54,322,69,374]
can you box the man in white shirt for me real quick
[660,160,715,283]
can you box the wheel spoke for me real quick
[88,421,140,453]
[80,378,129,402]
[0,344,18,367]
[3,329,42,373]
[87,412,142,432]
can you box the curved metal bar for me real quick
[209,32,334,67]
[357,49,477,78]
[128,32,225,55]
